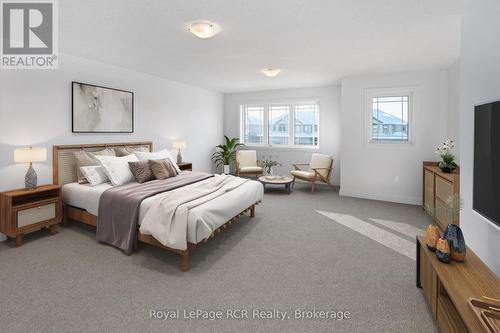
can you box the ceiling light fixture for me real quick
[261,68,282,77]
[188,20,220,39]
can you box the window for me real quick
[368,92,412,143]
[241,102,320,148]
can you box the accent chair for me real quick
[235,150,263,178]
[291,153,334,193]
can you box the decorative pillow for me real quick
[135,150,181,174]
[74,148,116,183]
[115,146,149,157]
[128,160,154,184]
[95,154,138,186]
[148,159,178,180]
[79,166,110,186]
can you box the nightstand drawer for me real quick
[17,203,56,228]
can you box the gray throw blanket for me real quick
[96,172,213,254]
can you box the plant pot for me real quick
[223,165,231,175]
[435,237,451,263]
[425,224,441,252]
[439,166,454,173]
[444,224,466,262]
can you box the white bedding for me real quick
[62,177,263,244]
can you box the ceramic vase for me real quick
[223,165,230,175]
[425,224,441,252]
[436,237,451,263]
[444,224,466,262]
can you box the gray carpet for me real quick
[0,183,437,333]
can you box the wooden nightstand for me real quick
[177,162,192,171]
[0,184,62,246]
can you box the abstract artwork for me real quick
[72,82,134,133]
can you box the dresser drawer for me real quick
[17,203,56,228]
[435,176,453,202]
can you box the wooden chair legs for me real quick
[291,176,296,188]
[181,250,190,272]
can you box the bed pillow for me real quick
[79,166,110,186]
[115,146,149,157]
[96,154,138,186]
[135,149,181,174]
[149,159,178,180]
[74,148,116,183]
[128,160,155,184]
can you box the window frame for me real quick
[364,87,416,146]
[240,100,320,150]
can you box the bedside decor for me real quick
[435,139,457,173]
[173,141,187,163]
[72,82,134,133]
[14,147,47,189]
[212,136,243,174]
[435,237,451,263]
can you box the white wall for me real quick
[446,61,461,160]
[224,85,341,185]
[340,71,448,205]
[459,0,500,275]
[0,53,224,239]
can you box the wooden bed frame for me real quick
[53,141,260,271]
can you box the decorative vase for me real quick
[444,224,466,262]
[436,237,451,263]
[223,165,230,175]
[425,224,441,252]
[439,166,453,173]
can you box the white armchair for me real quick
[291,153,334,193]
[236,150,263,178]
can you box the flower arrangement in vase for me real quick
[435,139,457,173]
[261,155,281,176]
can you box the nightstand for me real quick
[0,184,62,246]
[177,162,193,171]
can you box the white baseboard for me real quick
[339,189,421,205]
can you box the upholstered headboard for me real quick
[52,141,153,185]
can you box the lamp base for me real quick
[177,150,182,164]
[25,165,37,189]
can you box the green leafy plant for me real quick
[435,139,457,173]
[211,135,243,168]
[261,155,281,175]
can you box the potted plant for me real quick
[212,136,243,174]
[435,139,457,173]
[261,155,281,176]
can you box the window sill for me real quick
[242,145,320,153]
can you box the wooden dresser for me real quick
[417,236,500,333]
[423,161,460,230]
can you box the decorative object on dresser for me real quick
[435,139,458,173]
[72,82,134,133]
[176,162,192,171]
[259,176,293,194]
[416,236,500,333]
[172,141,187,164]
[235,150,263,178]
[444,224,466,262]
[14,147,47,189]
[291,153,334,193]
[425,224,441,252]
[435,237,451,263]
[212,135,243,174]
[0,184,62,246]
[422,161,460,230]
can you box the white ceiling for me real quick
[60,0,461,93]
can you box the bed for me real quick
[53,142,263,271]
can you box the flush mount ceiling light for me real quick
[261,68,282,77]
[188,21,220,39]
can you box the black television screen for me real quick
[473,100,500,227]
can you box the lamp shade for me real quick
[14,147,47,163]
[172,141,187,150]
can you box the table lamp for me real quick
[14,147,47,189]
[172,141,187,164]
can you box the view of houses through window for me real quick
[241,102,319,148]
[371,96,409,141]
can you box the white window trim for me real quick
[240,100,321,150]
[364,86,417,147]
